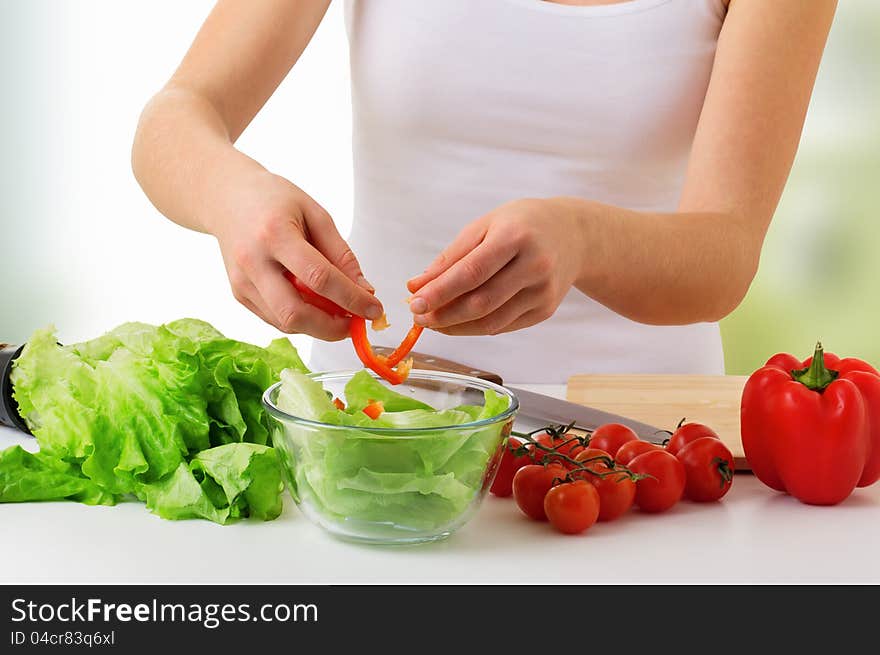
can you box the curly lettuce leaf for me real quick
[1,319,305,524]
[0,446,118,505]
[145,443,283,523]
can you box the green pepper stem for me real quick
[791,341,839,392]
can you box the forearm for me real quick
[554,197,761,325]
[131,84,267,234]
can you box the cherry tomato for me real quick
[628,450,686,513]
[572,447,635,521]
[512,464,567,521]
[573,447,614,472]
[615,440,662,466]
[588,423,638,457]
[592,470,636,522]
[530,431,585,468]
[676,437,735,502]
[489,437,532,497]
[666,421,719,456]
[544,480,600,534]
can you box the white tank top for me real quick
[310,0,728,383]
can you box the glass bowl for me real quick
[263,370,519,545]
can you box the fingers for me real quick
[407,218,489,294]
[304,201,375,292]
[434,287,544,336]
[414,259,526,328]
[272,231,383,320]
[408,231,517,317]
[253,263,351,341]
[494,306,552,335]
[229,276,275,326]
[227,248,352,340]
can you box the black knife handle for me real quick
[0,343,30,434]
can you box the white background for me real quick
[1,0,355,360]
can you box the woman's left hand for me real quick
[406,198,584,336]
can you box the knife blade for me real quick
[367,348,666,444]
[507,385,668,444]
[371,346,503,385]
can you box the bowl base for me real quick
[296,500,461,546]
[328,530,453,547]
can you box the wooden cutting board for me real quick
[566,375,750,470]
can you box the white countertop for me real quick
[3,384,879,585]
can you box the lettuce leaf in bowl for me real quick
[273,370,511,532]
[342,370,433,413]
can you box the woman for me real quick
[132,0,837,383]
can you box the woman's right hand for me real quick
[131,1,367,339]
[210,170,383,341]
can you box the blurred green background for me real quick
[720,1,880,374]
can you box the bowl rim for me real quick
[262,369,519,435]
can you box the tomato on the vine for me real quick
[588,423,638,457]
[530,431,585,468]
[573,447,613,470]
[591,470,636,522]
[572,447,635,521]
[676,437,735,502]
[628,450,686,513]
[512,464,567,521]
[544,480,600,534]
[490,437,533,497]
[502,421,728,532]
[614,440,661,466]
[666,421,719,456]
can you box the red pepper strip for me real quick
[350,316,411,385]
[283,270,349,317]
[363,400,385,420]
[332,397,346,411]
[382,325,424,367]
[283,271,421,384]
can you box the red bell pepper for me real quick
[283,271,421,385]
[741,342,880,505]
